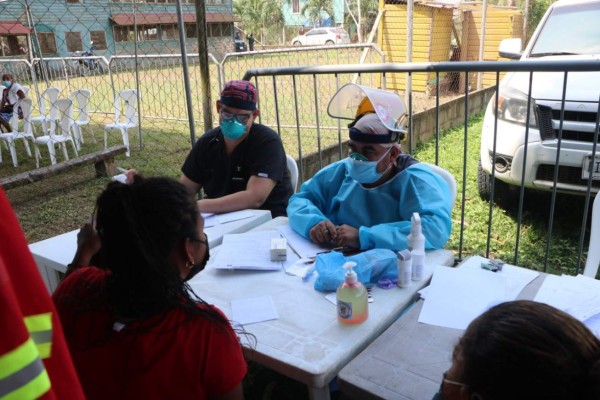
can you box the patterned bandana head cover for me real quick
[219,80,258,111]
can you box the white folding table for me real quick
[29,209,272,293]
[188,217,455,400]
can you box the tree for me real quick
[233,0,285,45]
[343,0,378,42]
[301,0,334,27]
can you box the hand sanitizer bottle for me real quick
[336,262,368,325]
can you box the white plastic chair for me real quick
[427,163,457,207]
[31,86,60,135]
[34,98,78,166]
[104,89,139,157]
[286,154,299,192]
[584,194,600,278]
[0,98,38,167]
[68,89,93,150]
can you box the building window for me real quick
[66,31,83,52]
[185,23,197,38]
[90,31,107,50]
[139,25,158,41]
[37,32,57,55]
[0,35,28,56]
[292,0,300,14]
[161,24,179,40]
[222,23,232,37]
[66,0,82,3]
[114,26,128,42]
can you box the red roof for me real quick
[0,21,31,35]
[110,13,239,26]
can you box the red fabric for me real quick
[0,188,85,399]
[53,267,247,400]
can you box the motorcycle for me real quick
[72,42,106,76]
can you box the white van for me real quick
[478,0,600,201]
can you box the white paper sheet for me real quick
[201,210,253,228]
[214,230,281,270]
[231,295,279,325]
[277,224,331,259]
[216,210,254,224]
[534,273,600,328]
[462,256,540,299]
[213,230,299,270]
[418,265,507,330]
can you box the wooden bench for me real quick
[0,145,128,190]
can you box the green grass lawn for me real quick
[5,111,592,278]
[414,113,592,276]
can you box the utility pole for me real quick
[195,0,212,133]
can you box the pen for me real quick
[279,233,302,259]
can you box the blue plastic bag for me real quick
[313,249,398,292]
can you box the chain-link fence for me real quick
[0,0,534,182]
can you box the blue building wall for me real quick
[282,0,345,28]
[0,0,234,59]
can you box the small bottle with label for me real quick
[397,249,412,288]
[336,262,368,325]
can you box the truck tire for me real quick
[477,160,492,200]
[478,159,518,207]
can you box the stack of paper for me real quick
[418,256,539,330]
[534,274,600,336]
[213,230,299,270]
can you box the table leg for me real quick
[308,385,331,400]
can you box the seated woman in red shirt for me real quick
[52,176,246,400]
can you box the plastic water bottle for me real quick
[336,262,368,325]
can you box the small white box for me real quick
[270,238,287,261]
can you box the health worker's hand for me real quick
[309,220,337,245]
[335,224,360,249]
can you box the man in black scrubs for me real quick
[180,80,293,217]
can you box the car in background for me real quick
[290,27,350,46]
[478,0,600,203]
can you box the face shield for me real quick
[327,83,408,135]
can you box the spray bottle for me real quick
[407,212,426,281]
[336,262,368,324]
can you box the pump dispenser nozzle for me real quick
[410,212,421,234]
[343,261,358,284]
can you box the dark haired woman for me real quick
[53,176,246,400]
[435,300,600,400]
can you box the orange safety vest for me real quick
[0,188,84,400]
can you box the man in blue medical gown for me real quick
[287,84,452,252]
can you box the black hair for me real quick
[92,176,224,324]
[456,300,600,400]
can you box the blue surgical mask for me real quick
[346,147,392,184]
[2,81,11,88]
[220,118,247,140]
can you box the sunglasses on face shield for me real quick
[220,109,252,125]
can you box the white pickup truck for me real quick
[478,0,600,202]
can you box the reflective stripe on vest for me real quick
[0,338,50,400]
[23,313,52,359]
